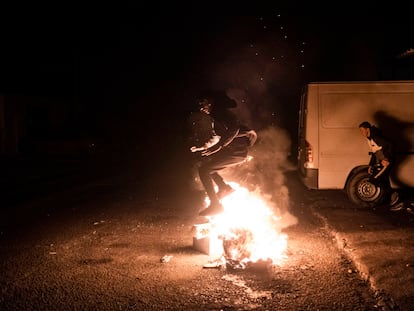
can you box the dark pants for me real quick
[369,159,395,202]
[198,147,248,205]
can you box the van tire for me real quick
[346,170,386,207]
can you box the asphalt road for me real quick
[300,184,414,311]
[1,160,413,310]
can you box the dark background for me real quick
[1,2,413,172]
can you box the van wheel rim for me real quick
[358,179,381,201]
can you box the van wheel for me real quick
[346,170,386,207]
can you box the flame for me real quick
[196,182,288,268]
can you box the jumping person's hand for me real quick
[246,130,258,146]
[201,145,222,156]
[190,146,204,153]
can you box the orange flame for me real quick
[197,182,288,267]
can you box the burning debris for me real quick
[222,228,254,269]
[193,182,288,269]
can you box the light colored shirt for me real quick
[367,138,382,153]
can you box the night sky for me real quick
[1,2,413,159]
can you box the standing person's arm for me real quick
[366,139,375,174]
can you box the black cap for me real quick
[359,121,371,129]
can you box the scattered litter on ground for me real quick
[160,255,173,263]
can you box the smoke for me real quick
[226,88,274,130]
[187,16,306,228]
[222,125,298,228]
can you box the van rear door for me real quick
[297,85,318,189]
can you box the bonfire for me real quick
[194,182,288,269]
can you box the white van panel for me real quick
[298,81,414,190]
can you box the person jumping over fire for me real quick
[189,92,257,217]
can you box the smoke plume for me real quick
[222,125,298,228]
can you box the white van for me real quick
[297,81,414,207]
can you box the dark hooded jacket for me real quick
[367,126,394,166]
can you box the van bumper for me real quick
[298,168,318,189]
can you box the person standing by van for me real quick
[358,121,400,208]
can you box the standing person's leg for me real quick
[378,169,399,207]
[382,173,399,208]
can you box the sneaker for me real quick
[199,202,224,217]
[217,185,235,200]
[390,202,404,212]
[407,207,414,215]
[390,192,399,206]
